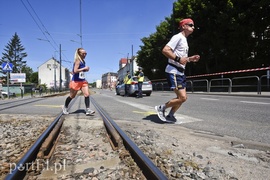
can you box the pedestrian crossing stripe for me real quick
[2,63,13,71]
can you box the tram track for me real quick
[4,95,167,180]
[91,97,167,179]
[3,92,269,179]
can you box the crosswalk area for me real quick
[101,94,204,124]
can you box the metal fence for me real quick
[152,75,270,95]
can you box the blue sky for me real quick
[0,0,174,83]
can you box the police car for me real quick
[116,76,152,96]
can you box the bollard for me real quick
[20,88,23,98]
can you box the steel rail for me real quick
[5,96,78,180]
[91,97,168,180]
[37,117,64,159]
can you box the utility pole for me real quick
[131,45,133,75]
[80,0,83,47]
[7,70,10,99]
[54,58,56,91]
[59,44,62,91]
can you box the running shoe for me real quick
[155,105,166,121]
[62,106,69,115]
[166,115,177,122]
[86,108,95,116]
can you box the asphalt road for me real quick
[0,95,66,116]
[92,89,270,145]
[1,90,269,145]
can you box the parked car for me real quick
[116,76,152,96]
[1,90,16,98]
[115,84,122,95]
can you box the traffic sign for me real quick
[1,62,13,72]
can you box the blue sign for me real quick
[1,62,13,72]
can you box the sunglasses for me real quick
[186,24,194,28]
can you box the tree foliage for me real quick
[0,32,37,83]
[0,32,27,74]
[22,66,38,84]
[30,72,39,84]
[136,0,270,79]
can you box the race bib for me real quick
[79,72,85,79]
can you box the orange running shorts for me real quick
[69,81,88,91]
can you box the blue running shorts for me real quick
[166,73,186,90]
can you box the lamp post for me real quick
[53,45,63,92]
[79,0,83,47]
[59,44,62,91]
[53,58,57,91]
[70,0,83,47]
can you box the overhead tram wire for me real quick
[25,0,59,49]
[20,0,71,64]
[20,0,57,52]
[20,0,52,48]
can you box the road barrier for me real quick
[152,67,270,95]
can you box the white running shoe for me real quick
[86,108,95,116]
[155,105,166,121]
[62,106,69,115]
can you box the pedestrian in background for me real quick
[136,67,144,98]
[62,48,95,116]
[0,79,4,100]
[155,18,200,122]
[39,86,43,96]
[124,71,131,97]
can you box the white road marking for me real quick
[240,101,270,105]
[34,105,61,108]
[201,98,219,101]
[101,94,203,124]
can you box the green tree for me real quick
[137,20,172,80]
[21,66,33,83]
[184,0,270,73]
[0,32,27,74]
[30,72,38,84]
[137,0,270,79]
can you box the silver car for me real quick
[116,76,152,96]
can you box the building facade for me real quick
[117,57,139,82]
[38,58,70,90]
[96,79,102,88]
[101,72,118,89]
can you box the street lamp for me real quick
[52,44,63,92]
[79,0,83,47]
[70,40,81,45]
[53,58,57,90]
[37,38,50,42]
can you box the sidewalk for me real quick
[187,91,270,98]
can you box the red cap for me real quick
[179,18,194,27]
